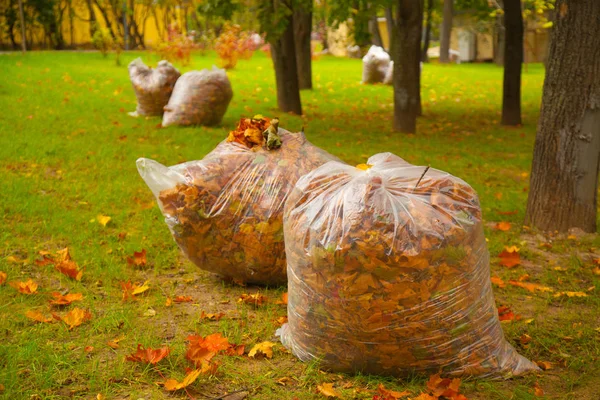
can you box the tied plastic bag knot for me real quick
[128,58,180,116]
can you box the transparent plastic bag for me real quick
[128,58,180,116]
[280,153,538,378]
[162,67,233,127]
[362,45,390,84]
[137,119,340,285]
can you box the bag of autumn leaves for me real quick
[279,153,538,378]
[128,58,180,116]
[137,116,339,285]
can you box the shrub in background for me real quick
[155,25,197,66]
[214,23,261,69]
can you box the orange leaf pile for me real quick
[126,249,147,268]
[226,115,271,149]
[373,383,411,399]
[125,344,171,364]
[53,307,92,330]
[498,246,521,268]
[9,279,38,294]
[238,293,268,306]
[498,305,521,322]
[49,292,83,306]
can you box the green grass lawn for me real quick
[0,50,599,400]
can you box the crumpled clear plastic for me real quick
[162,67,233,127]
[128,58,180,116]
[279,153,538,378]
[136,129,340,285]
[362,45,390,84]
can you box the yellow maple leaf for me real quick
[97,215,111,227]
[56,307,92,330]
[317,383,341,398]
[248,341,275,359]
[163,369,202,391]
[132,281,150,295]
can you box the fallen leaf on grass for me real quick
[55,260,83,281]
[248,341,275,359]
[163,369,202,391]
[107,335,126,349]
[593,267,600,276]
[84,346,94,353]
[25,310,54,323]
[412,394,437,400]
[186,333,232,366]
[425,374,467,399]
[498,305,521,322]
[276,316,288,325]
[174,296,193,303]
[536,361,553,370]
[125,344,170,364]
[508,280,554,293]
[97,215,111,227]
[519,334,532,346]
[126,249,147,268]
[552,266,568,272]
[143,308,156,317]
[0,271,6,285]
[275,292,288,305]
[53,307,92,330]
[238,293,268,306]
[534,381,544,396]
[165,297,173,307]
[121,281,150,301]
[499,246,521,268]
[200,311,225,321]
[49,292,83,306]
[9,279,38,294]
[6,256,27,264]
[490,276,505,288]
[317,383,341,398]
[373,383,411,399]
[495,222,511,231]
[35,254,54,266]
[553,291,587,298]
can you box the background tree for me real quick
[439,0,452,63]
[421,0,434,62]
[501,0,523,125]
[525,0,600,232]
[294,1,313,89]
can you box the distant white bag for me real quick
[362,45,390,84]
[383,61,424,85]
[128,58,180,116]
[162,67,233,127]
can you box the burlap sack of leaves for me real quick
[128,58,180,116]
[362,45,390,84]
[279,153,538,378]
[137,116,340,285]
[162,67,233,127]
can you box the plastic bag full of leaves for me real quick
[128,58,181,116]
[362,45,391,84]
[162,67,233,127]
[136,116,340,285]
[279,153,538,378]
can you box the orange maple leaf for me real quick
[25,310,54,323]
[238,293,268,306]
[163,368,204,391]
[490,276,505,288]
[0,271,7,285]
[53,307,92,330]
[120,281,150,301]
[49,292,83,306]
[374,383,411,399]
[425,374,468,400]
[125,344,171,364]
[126,249,147,268]
[495,222,511,231]
[186,333,234,367]
[174,295,193,303]
[497,305,521,322]
[498,246,521,268]
[9,279,38,294]
[55,260,83,281]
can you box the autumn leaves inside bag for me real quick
[279,153,538,378]
[128,58,180,116]
[137,117,340,285]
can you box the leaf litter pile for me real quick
[281,153,538,378]
[137,115,339,285]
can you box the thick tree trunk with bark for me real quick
[525,0,600,233]
[270,12,302,115]
[439,0,453,63]
[390,1,423,133]
[421,0,433,62]
[293,6,312,90]
[501,0,523,126]
[369,15,383,47]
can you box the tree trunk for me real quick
[494,13,505,66]
[270,11,302,114]
[294,6,312,90]
[501,0,523,126]
[525,0,600,233]
[86,0,96,38]
[439,0,453,63]
[17,0,26,52]
[421,0,433,62]
[369,15,383,47]
[391,1,423,133]
[384,7,393,53]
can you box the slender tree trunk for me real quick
[391,0,423,133]
[439,0,453,63]
[384,7,393,52]
[525,0,600,233]
[294,5,313,90]
[421,0,433,62]
[17,0,26,52]
[501,0,523,126]
[270,10,302,114]
[369,15,383,47]
[86,0,96,38]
